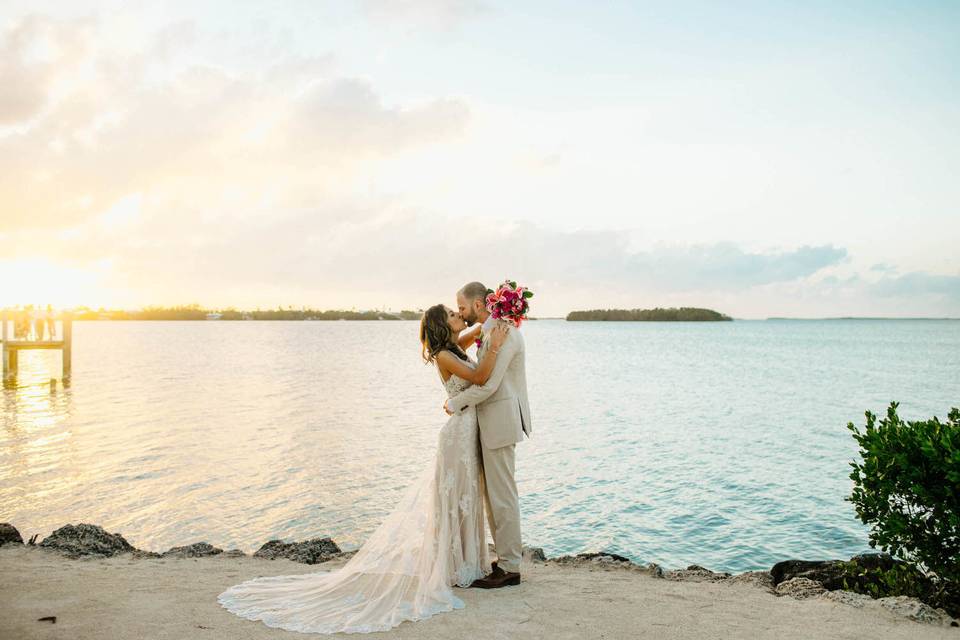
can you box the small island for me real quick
[566,307,732,322]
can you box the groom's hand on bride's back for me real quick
[489,323,509,350]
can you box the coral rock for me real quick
[40,524,136,558]
[254,537,342,564]
[0,523,23,546]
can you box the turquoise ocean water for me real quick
[1,319,957,571]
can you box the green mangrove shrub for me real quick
[839,559,937,600]
[847,402,960,613]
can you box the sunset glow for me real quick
[1,2,957,317]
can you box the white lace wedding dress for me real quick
[218,362,491,634]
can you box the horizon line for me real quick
[2,305,956,322]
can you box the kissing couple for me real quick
[219,280,533,634]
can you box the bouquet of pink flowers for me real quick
[485,279,534,328]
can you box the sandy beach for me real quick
[1,544,955,640]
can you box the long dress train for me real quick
[217,368,490,634]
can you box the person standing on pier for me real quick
[14,309,26,339]
[21,305,34,340]
[46,305,56,340]
[31,306,45,341]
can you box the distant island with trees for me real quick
[67,305,423,321]
[566,307,732,321]
[12,304,732,322]
[24,305,950,322]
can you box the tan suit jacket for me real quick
[448,322,532,450]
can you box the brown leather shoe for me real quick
[470,566,521,589]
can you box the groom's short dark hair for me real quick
[459,281,488,302]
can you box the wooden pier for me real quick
[1,311,72,386]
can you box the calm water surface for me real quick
[1,320,957,571]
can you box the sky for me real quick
[0,0,958,318]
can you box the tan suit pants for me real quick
[479,440,522,573]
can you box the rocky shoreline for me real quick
[1,521,956,628]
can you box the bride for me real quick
[217,305,509,634]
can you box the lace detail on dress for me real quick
[218,357,490,634]
[443,372,470,397]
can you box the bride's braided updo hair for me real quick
[420,304,468,364]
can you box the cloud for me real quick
[360,0,487,31]
[0,183,852,310]
[0,14,469,233]
[81,209,851,303]
[870,271,960,299]
[3,170,955,316]
[624,243,848,291]
[0,11,954,318]
[287,79,468,160]
[0,15,94,124]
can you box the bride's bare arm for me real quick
[437,324,508,385]
[456,324,482,351]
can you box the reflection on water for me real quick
[1,320,958,571]
[1,349,75,516]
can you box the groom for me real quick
[445,281,532,588]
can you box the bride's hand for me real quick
[489,323,509,351]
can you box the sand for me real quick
[1,545,954,640]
